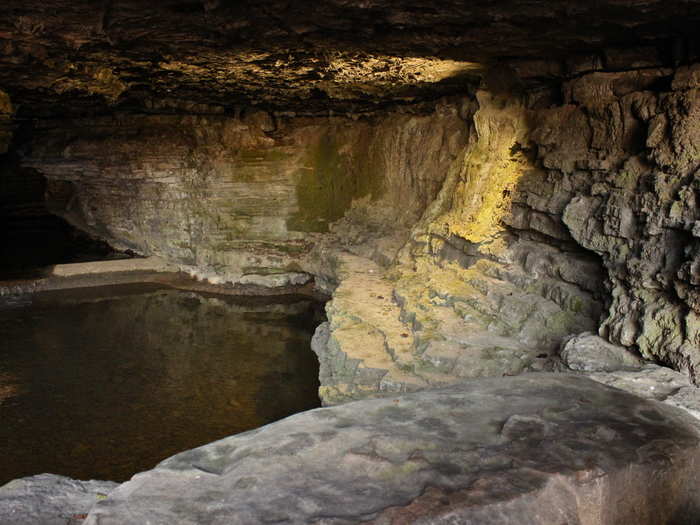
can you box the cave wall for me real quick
[24,102,468,286]
[310,61,700,403]
[15,59,700,400]
[399,63,700,383]
[535,65,700,378]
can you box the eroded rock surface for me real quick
[2,4,697,400]
[83,375,700,525]
[311,62,700,403]
[537,65,700,378]
[21,60,700,402]
[24,101,467,286]
[3,1,700,115]
[310,80,606,403]
[0,474,116,525]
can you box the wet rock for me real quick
[84,374,700,525]
[560,332,643,372]
[0,474,116,525]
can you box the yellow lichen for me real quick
[429,90,531,256]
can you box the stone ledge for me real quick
[76,374,700,524]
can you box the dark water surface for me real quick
[0,284,322,484]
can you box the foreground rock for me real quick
[0,474,116,525]
[584,365,700,421]
[557,332,700,422]
[85,374,700,524]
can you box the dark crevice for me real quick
[0,149,131,280]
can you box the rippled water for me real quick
[0,284,322,484]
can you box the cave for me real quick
[1,1,700,523]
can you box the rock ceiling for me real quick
[1,0,700,115]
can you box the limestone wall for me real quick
[309,63,700,402]
[533,65,700,378]
[19,61,700,398]
[24,103,467,285]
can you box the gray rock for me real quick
[583,364,700,422]
[0,474,117,525]
[585,364,691,401]
[85,374,700,524]
[560,332,644,372]
[666,386,700,421]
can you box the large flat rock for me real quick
[85,374,700,524]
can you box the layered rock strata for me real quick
[547,65,700,379]
[311,63,700,403]
[24,101,467,287]
[3,2,700,114]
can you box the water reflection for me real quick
[0,284,321,484]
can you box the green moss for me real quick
[569,295,584,314]
[287,132,383,233]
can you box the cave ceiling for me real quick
[1,0,700,116]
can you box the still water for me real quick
[0,284,322,484]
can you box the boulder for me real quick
[560,332,644,372]
[84,374,700,524]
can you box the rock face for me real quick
[83,374,700,525]
[308,78,607,403]
[311,62,700,403]
[18,59,700,402]
[0,474,117,525]
[549,66,700,378]
[24,102,467,286]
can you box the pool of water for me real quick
[0,284,322,484]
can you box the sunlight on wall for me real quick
[416,88,532,259]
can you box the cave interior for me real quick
[1,0,700,522]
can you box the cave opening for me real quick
[0,146,130,280]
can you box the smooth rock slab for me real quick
[85,374,700,525]
[0,474,117,525]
